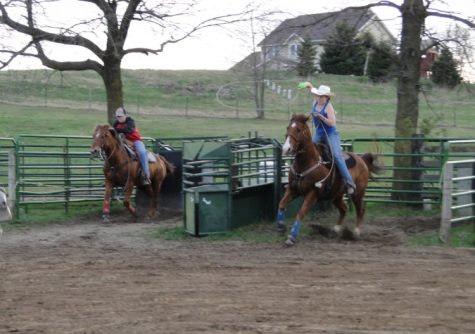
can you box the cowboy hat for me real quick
[310,85,335,97]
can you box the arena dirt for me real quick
[1,209,475,334]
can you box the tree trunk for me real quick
[102,59,124,124]
[392,0,426,202]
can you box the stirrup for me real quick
[142,174,151,186]
[346,184,355,195]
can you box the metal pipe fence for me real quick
[345,137,475,206]
[439,159,475,242]
[2,134,474,221]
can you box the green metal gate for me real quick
[182,136,281,236]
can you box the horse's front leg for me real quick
[123,182,138,220]
[102,180,114,223]
[285,191,318,246]
[276,188,298,234]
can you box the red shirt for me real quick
[113,117,143,142]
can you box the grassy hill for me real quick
[1,69,474,140]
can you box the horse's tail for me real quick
[158,155,175,176]
[361,152,384,179]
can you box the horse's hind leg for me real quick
[352,192,366,238]
[146,178,161,220]
[332,196,348,235]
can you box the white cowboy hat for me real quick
[310,85,335,97]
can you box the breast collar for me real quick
[290,156,324,179]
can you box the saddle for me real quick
[316,143,356,169]
[118,135,157,163]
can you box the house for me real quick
[232,8,396,72]
[420,39,439,78]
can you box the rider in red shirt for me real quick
[113,107,150,185]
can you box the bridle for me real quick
[91,128,133,184]
[286,120,332,188]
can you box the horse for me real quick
[277,114,383,246]
[0,186,12,221]
[90,124,175,222]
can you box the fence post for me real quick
[411,134,424,205]
[8,149,16,219]
[439,162,453,243]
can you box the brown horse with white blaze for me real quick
[277,114,383,245]
[90,124,175,222]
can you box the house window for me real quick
[269,46,279,58]
[289,44,300,57]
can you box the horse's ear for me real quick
[108,127,117,137]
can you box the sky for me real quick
[3,0,475,78]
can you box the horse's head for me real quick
[282,114,312,155]
[90,124,118,159]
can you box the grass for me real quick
[408,222,475,248]
[2,201,103,230]
[1,69,474,247]
[1,69,475,140]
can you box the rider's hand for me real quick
[298,82,311,90]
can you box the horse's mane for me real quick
[291,113,310,124]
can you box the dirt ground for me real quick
[1,209,475,334]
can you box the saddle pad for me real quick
[318,143,356,169]
[343,152,357,169]
[147,151,157,163]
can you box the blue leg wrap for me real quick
[277,209,285,223]
[290,221,301,239]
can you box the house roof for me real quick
[258,8,393,46]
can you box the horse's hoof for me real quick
[333,225,343,235]
[341,226,359,241]
[276,222,286,234]
[284,235,296,247]
[102,215,110,223]
[311,224,338,238]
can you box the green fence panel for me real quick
[344,136,475,207]
[182,136,281,235]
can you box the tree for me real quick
[431,47,462,88]
[367,40,398,82]
[296,35,317,77]
[319,22,367,75]
[230,10,282,119]
[0,0,255,123]
[348,0,475,202]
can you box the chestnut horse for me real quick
[90,125,175,222]
[277,114,383,245]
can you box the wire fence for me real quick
[1,70,474,129]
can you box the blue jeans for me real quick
[313,131,355,187]
[134,140,150,178]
